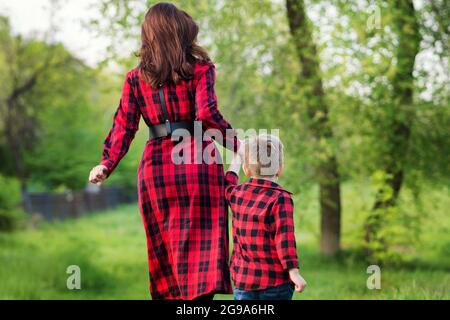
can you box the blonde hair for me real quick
[244,134,284,178]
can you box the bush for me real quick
[362,171,422,264]
[0,208,25,231]
[0,175,25,232]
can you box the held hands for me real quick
[227,139,244,175]
[289,268,307,293]
[237,139,245,160]
[89,165,109,185]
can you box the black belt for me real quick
[148,83,195,139]
[149,121,195,139]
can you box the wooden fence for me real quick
[27,185,137,221]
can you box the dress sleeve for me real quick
[272,193,299,270]
[100,71,141,175]
[195,64,239,152]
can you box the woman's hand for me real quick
[89,165,109,185]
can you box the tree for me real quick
[285,0,342,255]
[364,0,421,259]
[0,16,102,199]
[326,0,448,260]
[0,17,59,210]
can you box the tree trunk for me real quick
[319,156,341,254]
[365,0,421,253]
[5,99,32,213]
[286,0,342,255]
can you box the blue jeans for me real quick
[234,283,294,300]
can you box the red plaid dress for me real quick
[101,62,236,299]
[225,172,299,291]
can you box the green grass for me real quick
[0,184,449,300]
[0,204,149,299]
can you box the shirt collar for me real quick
[246,177,293,194]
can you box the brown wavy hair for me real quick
[138,2,211,87]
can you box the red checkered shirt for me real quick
[225,172,299,291]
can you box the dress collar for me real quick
[246,178,293,194]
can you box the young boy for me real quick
[225,134,306,300]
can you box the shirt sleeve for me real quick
[195,64,239,152]
[272,193,299,270]
[100,71,141,175]
[224,171,239,203]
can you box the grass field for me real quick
[0,184,449,300]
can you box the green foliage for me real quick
[89,0,449,184]
[0,16,141,191]
[0,175,26,231]
[362,171,422,264]
[0,17,100,191]
[25,67,103,190]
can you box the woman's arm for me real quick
[195,64,239,152]
[89,71,141,184]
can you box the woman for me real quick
[88,3,239,300]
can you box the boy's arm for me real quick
[227,152,242,176]
[224,153,242,201]
[272,193,299,271]
[273,193,307,293]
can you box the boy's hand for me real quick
[289,268,307,293]
[231,151,243,165]
[237,139,245,159]
[228,151,242,175]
